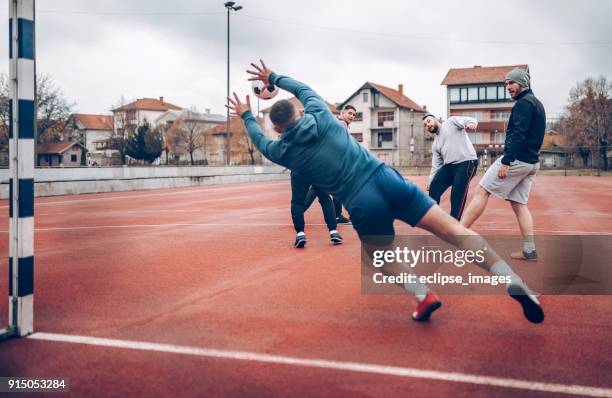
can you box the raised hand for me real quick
[247,59,273,86]
[226,92,251,117]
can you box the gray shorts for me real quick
[480,156,539,204]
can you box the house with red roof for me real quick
[37,141,85,167]
[203,115,265,166]
[441,64,529,158]
[337,82,428,166]
[67,113,114,165]
[111,97,182,137]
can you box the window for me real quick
[460,88,468,102]
[493,111,511,120]
[377,111,394,127]
[373,92,380,107]
[487,86,497,101]
[71,154,77,162]
[498,86,506,100]
[463,111,483,121]
[494,132,506,143]
[363,92,369,103]
[379,132,393,142]
[351,133,363,142]
[479,87,486,101]
[450,88,460,103]
[468,87,478,101]
[354,112,363,121]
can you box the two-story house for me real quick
[112,97,183,136]
[156,109,226,165]
[441,64,529,162]
[66,113,114,165]
[337,82,427,166]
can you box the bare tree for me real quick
[0,74,9,155]
[36,74,75,144]
[238,126,257,165]
[561,76,611,170]
[108,96,134,165]
[174,110,208,165]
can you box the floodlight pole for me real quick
[224,2,242,165]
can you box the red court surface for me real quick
[0,175,611,397]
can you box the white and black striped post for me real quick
[5,0,35,338]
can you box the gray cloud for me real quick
[1,0,610,118]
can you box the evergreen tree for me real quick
[126,122,162,163]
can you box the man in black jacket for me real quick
[461,68,546,261]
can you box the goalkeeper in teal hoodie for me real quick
[227,60,544,324]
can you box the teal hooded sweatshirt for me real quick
[241,73,382,204]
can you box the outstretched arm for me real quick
[247,59,328,115]
[449,116,478,132]
[226,93,284,165]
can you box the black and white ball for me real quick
[251,80,279,100]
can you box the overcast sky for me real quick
[1,0,611,119]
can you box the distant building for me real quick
[204,115,265,166]
[66,113,114,165]
[112,97,182,136]
[37,141,85,167]
[158,109,226,165]
[338,82,427,166]
[441,64,529,161]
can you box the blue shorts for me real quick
[345,165,435,237]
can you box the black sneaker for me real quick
[294,234,307,248]
[336,215,351,225]
[330,231,343,245]
[508,283,544,324]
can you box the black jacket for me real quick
[502,89,546,165]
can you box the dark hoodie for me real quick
[502,89,546,166]
[241,73,382,204]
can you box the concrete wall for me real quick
[0,165,289,198]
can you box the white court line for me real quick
[0,181,288,209]
[0,223,322,233]
[0,224,608,235]
[27,332,612,398]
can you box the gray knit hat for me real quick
[505,67,530,88]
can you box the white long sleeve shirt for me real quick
[428,116,478,184]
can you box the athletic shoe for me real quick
[508,283,544,324]
[511,250,538,261]
[330,231,343,245]
[294,234,307,249]
[336,215,351,225]
[411,293,442,322]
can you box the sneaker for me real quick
[330,231,343,245]
[508,283,544,324]
[411,293,442,322]
[336,215,351,225]
[294,234,307,249]
[511,250,538,261]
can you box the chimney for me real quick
[398,84,404,96]
[159,96,164,104]
[205,108,211,115]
